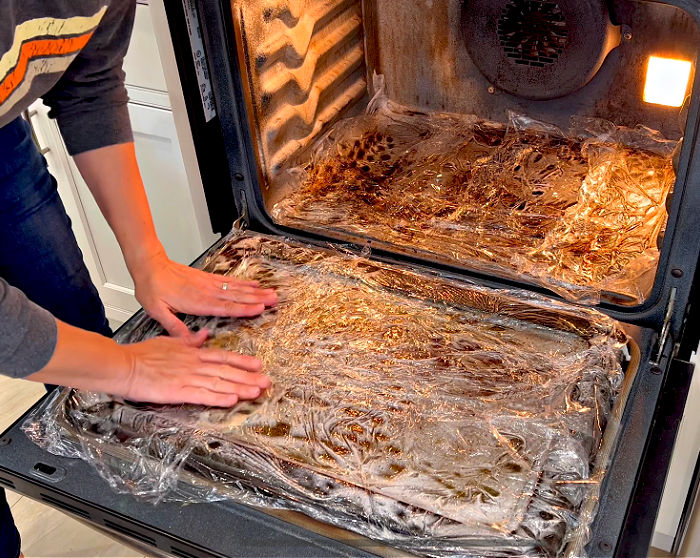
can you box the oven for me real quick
[1,1,700,557]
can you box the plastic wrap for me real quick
[24,231,630,558]
[271,78,676,304]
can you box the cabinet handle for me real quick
[22,109,50,156]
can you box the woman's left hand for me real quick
[132,252,277,338]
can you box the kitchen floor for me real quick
[1,374,699,558]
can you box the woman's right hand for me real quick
[121,328,270,406]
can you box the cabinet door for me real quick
[123,2,169,94]
[27,101,211,326]
[652,352,700,552]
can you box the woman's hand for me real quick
[121,328,270,406]
[132,252,277,338]
[29,321,271,407]
[67,144,273,406]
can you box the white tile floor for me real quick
[1,374,699,557]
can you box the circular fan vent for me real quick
[462,0,620,100]
[497,0,569,67]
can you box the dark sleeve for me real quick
[42,1,136,155]
[0,278,57,378]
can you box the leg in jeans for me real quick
[0,116,112,336]
[0,489,20,558]
[0,116,113,556]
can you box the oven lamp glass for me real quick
[644,55,692,107]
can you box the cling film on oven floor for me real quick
[24,230,635,558]
[271,75,677,305]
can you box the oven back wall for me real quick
[365,0,699,139]
[232,0,369,182]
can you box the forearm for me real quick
[71,142,277,339]
[73,143,165,275]
[27,320,270,407]
[27,320,130,394]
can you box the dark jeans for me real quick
[0,116,112,557]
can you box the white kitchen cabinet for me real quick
[123,1,169,96]
[653,348,700,553]
[26,99,212,324]
[24,1,217,326]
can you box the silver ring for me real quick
[221,282,228,291]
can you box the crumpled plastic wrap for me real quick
[24,231,631,558]
[271,77,676,305]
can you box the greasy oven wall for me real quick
[232,0,699,185]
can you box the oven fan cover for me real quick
[462,0,621,100]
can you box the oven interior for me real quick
[229,0,699,308]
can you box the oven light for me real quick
[643,56,692,107]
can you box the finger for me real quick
[230,278,260,287]
[210,281,277,300]
[191,363,270,388]
[187,375,263,399]
[219,285,278,297]
[216,290,278,305]
[198,349,263,373]
[190,301,267,318]
[224,302,267,317]
[150,304,190,338]
[183,328,209,348]
[212,275,259,288]
[226,285,270,294]
[176,387,240,407]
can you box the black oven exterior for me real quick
[1,1,700,557]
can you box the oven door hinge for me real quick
[232,190,249,231]
[232,215,248,231]
[651,287,678,367]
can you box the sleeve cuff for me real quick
[57,103,134,155]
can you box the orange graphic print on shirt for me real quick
[0,7,107,117]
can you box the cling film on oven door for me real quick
[270,76,677,306]
[24,230,635,558]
